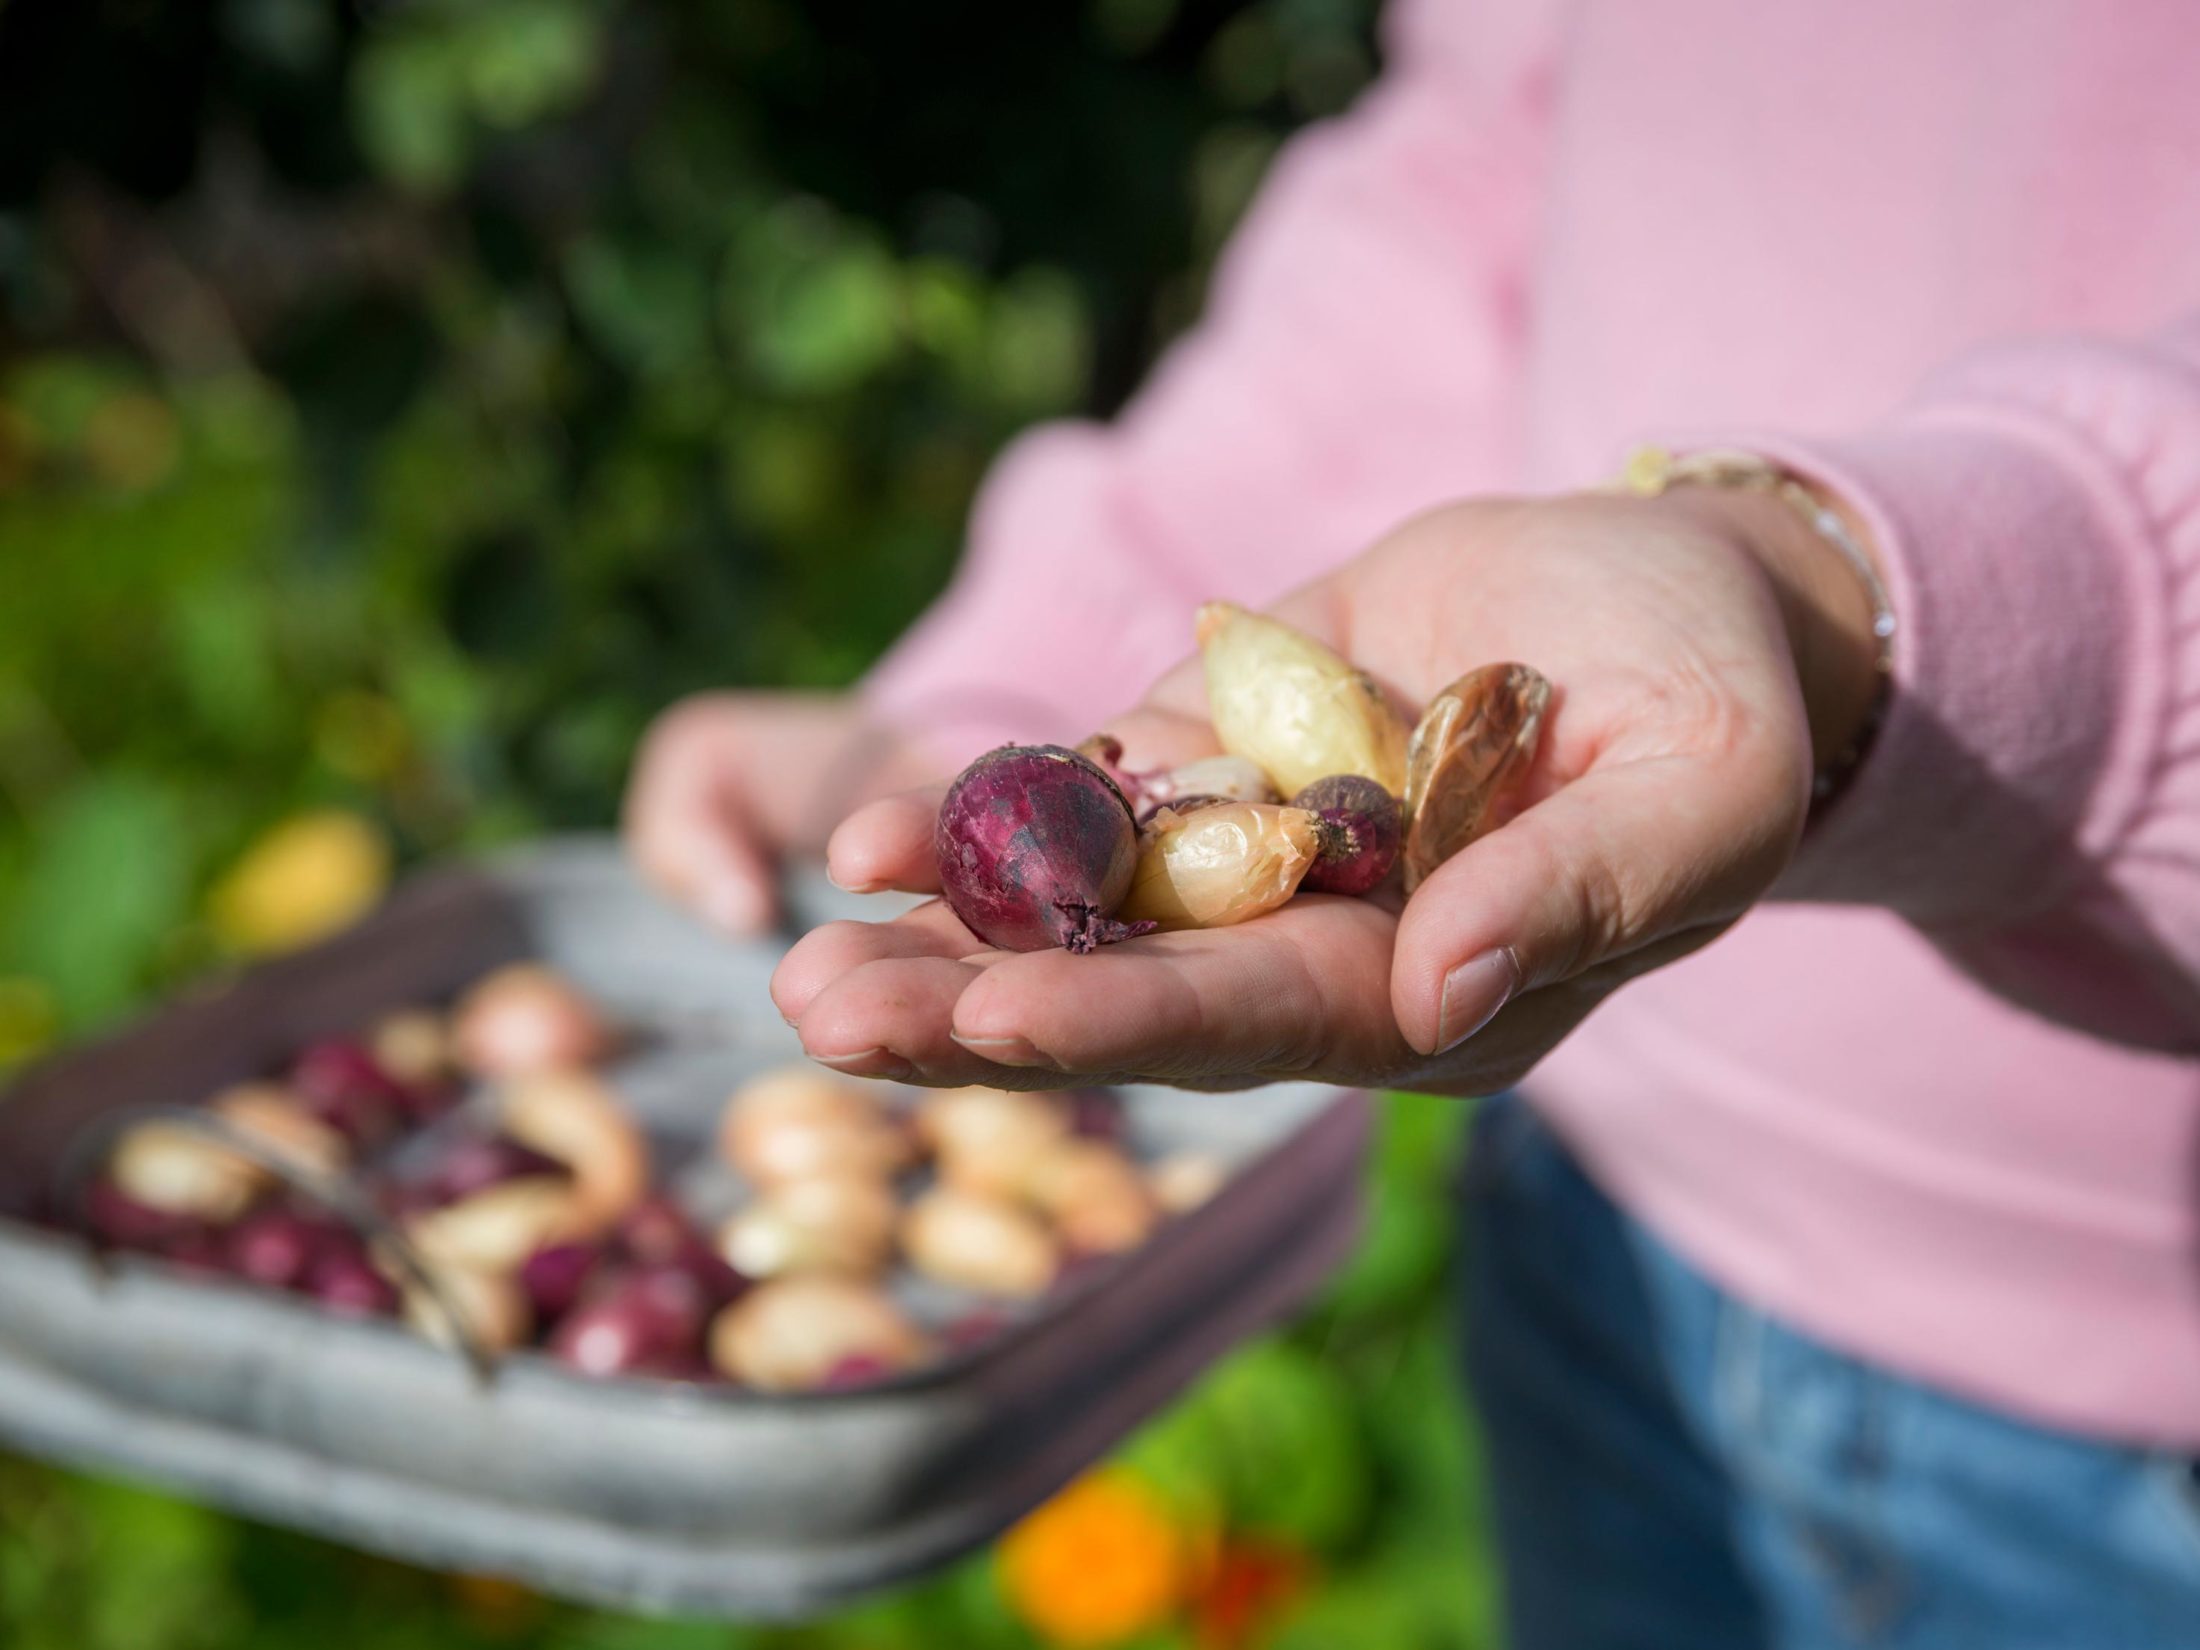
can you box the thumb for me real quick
[1389,754,1798,1056]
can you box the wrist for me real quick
[1663,481,1886,779]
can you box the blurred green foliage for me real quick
[0,0,1501,1645]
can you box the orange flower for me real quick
[998,1468,1192,1646]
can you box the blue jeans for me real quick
[1460,1096,2200,1649]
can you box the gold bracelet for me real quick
[1618,444,1896,808]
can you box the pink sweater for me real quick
[868,0,2200,1446]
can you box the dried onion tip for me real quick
[1118,802,1320,931]
[1197,602,1409,798]
[934,744,1156,954]
[1291,774,1402,896]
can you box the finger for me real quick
[1390,748,1800,1057]
[947,897,1410,1084]
[623,702,780,934]
[771,901,986,1025]
[795,955,999,1084]
[826,787,947,897]
[1093,701,1221,773]
[1396,922,1730,1097]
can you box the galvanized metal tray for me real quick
[0,840,1367,1618]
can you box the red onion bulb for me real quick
[1291,773,1402,895]
[934,745,1155,954]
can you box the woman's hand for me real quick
[771,487,1883,1094]
[623,692,928,935]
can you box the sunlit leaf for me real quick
[6,774,193,1028]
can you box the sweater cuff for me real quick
[1731,408,2172,925]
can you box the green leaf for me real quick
[732,206,906,394]
[458,0,601,129]
[6,774,194,1029]
[351,32,469,191]
[1318,1176,1451,1321]
[1197,1342,1369,1550]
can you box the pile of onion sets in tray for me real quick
[935,602,1553,952]
[76,960,1236,1394]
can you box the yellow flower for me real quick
[998,1468,1193,1647]
[208,810,391,956]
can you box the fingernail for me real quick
[1436,947,1520,1053]
[812,1048,915,1082]
[827,866,885,895]
[949,1032,1060,1070]
[701,879,767,934]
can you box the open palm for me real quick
[772,492,1844,1096]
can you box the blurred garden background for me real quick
[0,0,1499,1644]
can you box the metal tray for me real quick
[0,840,1367,1618]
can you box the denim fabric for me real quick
[1460,1096,2200,1650]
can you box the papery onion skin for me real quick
[1118,802,1321,931]
[935,745,1156,954]
[1292,774,1403,896]
[1403,662,1552,892]
[1072,733,1147,810]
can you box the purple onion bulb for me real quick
[935,745,1156,953]
[549,1264,710,1377]
[290,1040,426,1138]
[226,1206,339,1291]
[1291,774,1403,896]
[414,1134,571,1209]
[519,1241,602,1325]
[309,1244,400,1318]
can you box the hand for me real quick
[623,692,927,935]
[771,488,1883,1094]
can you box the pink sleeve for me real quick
[1754,321,2200,1049]
[862,0,1550,764]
